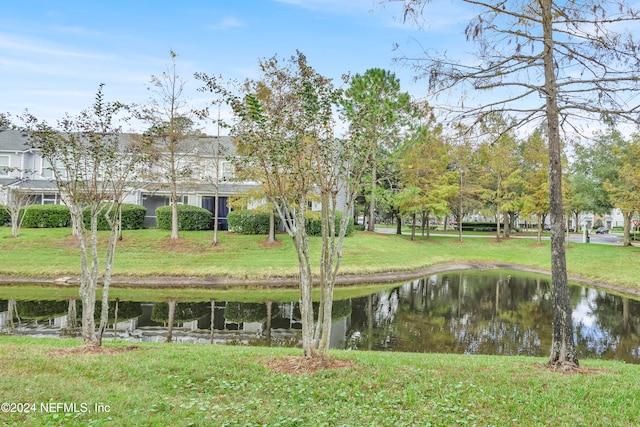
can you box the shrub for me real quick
[227,210,281,235]
[151,302,210,323]
[459,222,504,232]
[20,204,70,228]
[82,203,146,230]
[156,205,213,231]
[223,302,280,323]
[305,210,354,237]
[0,207,10,226]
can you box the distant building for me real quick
[0,129,256,229]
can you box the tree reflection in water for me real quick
[1,271,639,363]
[346,271,640,364]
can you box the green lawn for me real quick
[1,227,639,294]
[0,337,638,426]
[2,230,639,426]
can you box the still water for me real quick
[1,270,639,363]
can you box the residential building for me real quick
[0,128,257,229]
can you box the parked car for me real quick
[595,227,610,234]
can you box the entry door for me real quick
[202,196,229,230]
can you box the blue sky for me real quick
[1,0,472,132]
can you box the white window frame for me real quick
[42,194,59,205]
[41,158,66,179]
[0,155,10,176]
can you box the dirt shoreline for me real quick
[1,261,639,298]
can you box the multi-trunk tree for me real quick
[22,85,148,346]
[202,52,375,358]
[394,0,640,369]
[2,186,35,238]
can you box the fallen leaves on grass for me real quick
[534,362,613,375]
[259,239,285,249]
[263,356,356,375]
[52,345,141,356]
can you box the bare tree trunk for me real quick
[410,212,416,241]
[458,173,464,243]
[267,210,277,243]
[113,298,119,340]
[623,211,633,246]
[209,298,215,344]
[171,199,179,240]
[76,205,99,346]
[212,193,220,246]
[7,298,19,330]
[97,205,120,345]
[537,215,543,244]
[11,215,19,238]
[166,300,176,343]
[67,299,77,330]
[265,301,272,346]
[289,204,314,357]
[368,162,376,232]
[365,294,373,350]
[543,0,578,369]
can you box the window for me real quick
[0,155,9,176]
[222,162,234,180]
[41,158,65,179]
[42,194,59,205]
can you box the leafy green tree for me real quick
[340,68,411,232]
[521,129,550,243]
[447,126,484,242]
[604,132,640,246]
[477,114,523,242]
[570,133,617,227]
[398,125,456,240]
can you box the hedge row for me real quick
[0,203,147,230]
[82,203,146,230]
[227,210,281,235]
[156,205,213,231]
[21,205,71,228]
[305,211,354,237]
[458,222,503,232]
[0,207,10,226]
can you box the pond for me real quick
[1,270,639,363]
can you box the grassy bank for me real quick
[1,227,639,292]
[0,337,638,426]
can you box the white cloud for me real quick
[209,17,245,30]
[0,32,114,60]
